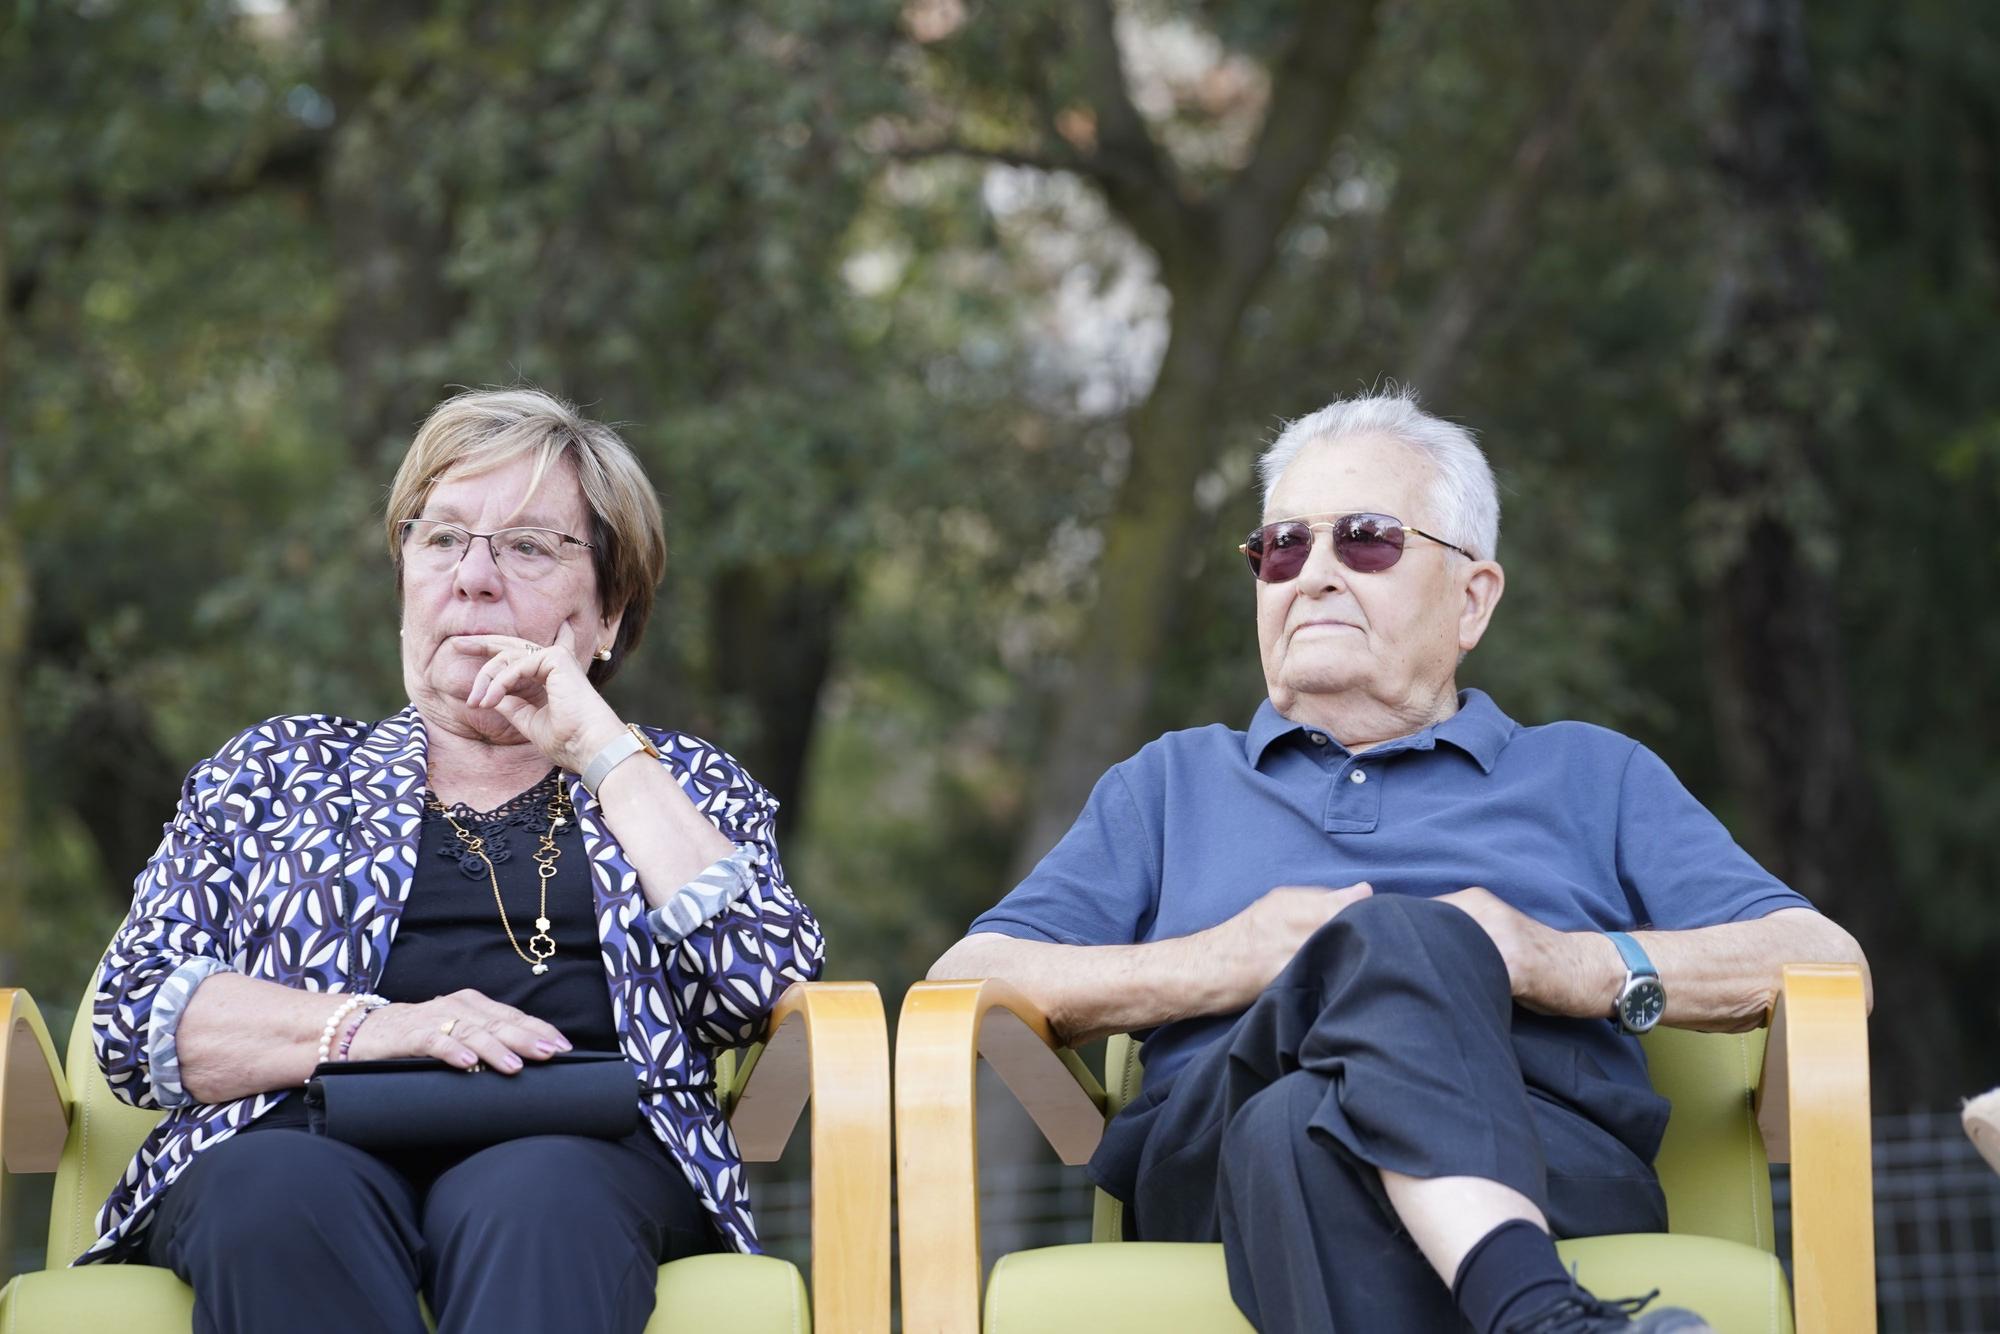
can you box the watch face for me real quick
[1619,977,1666,1033]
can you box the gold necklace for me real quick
[426,778,573,975]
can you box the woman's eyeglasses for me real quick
[398,519,593,583]
[1239,513,1472,583]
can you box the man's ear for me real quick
[1457,561,1505,653]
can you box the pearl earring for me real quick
[593,646,612,662]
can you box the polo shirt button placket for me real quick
[1326,757,1383,833]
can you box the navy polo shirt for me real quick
[969,689,1814,1092]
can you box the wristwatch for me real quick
[1605,931,1665,1035]
[580,723,662,796]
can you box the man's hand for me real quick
[1205,883,1375,1011]
[1436,887,1622,1018]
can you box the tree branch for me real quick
[1405,0,1649,398]
[886,138,1086,176]
[1073,0,1189,261]
[1214,0,1386,299]
[8,129,327,317]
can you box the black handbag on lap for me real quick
[304,1051,639,1151]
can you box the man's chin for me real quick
[1277,662,1371,702]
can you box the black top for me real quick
[376,770,619,1053]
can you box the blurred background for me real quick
[4,0,1999,1323]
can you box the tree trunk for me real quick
[1011,0,1385,877]
[704,564,851,839]
[0,228,25,987]
[1689,0,1957,1103]
[322,0,465,465]
[1011,299,1238,875]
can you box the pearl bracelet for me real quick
[316,994,388,1065]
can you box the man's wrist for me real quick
[1576,931,1627,1017]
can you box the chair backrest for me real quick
[1091,1026,1774,1253]
[49,996,165,1269]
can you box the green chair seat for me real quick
[1557,1234,1793,1334]
[0,1265,197,1334]
[0,1254,808,1334]
[984,1243,1251,1334]
[979,1235,1791,1334]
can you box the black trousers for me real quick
[1088,894,1672,1334]
[142,1102,720,1334]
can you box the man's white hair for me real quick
[1255,390,1500,561]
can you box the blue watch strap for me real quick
[1605,931,1657,979]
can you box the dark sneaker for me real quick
[1504,1287,1716,1334]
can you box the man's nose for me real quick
[1296,528,1348,591]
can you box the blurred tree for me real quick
[1685,0,1958,1093]
[3,0,1996,1108]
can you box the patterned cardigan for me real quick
[84,705,825,1265]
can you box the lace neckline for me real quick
[424,768,565,827]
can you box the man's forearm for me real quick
[1635,908,1872,1031]
[1536,907,1871,1031]
[928,931,1236,1046]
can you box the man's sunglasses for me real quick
[1239,513,1474,583]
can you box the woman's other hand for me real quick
[346,989,575,1073]
[457,622,627,773]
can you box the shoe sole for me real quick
[1965,1088,2000,1176]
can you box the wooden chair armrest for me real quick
[1753,963,1873,1334]
[0,988,72,1176]
[728,980,890,1334]
[895,979,1108,1334]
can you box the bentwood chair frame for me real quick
[896,964,1875,1334]
[1,975,891,1334]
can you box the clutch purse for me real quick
[304,1051,639,1151]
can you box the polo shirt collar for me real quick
[1244,688,1513,774]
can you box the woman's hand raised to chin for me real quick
[457,622,628,774]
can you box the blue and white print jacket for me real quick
[84,706,825,1265]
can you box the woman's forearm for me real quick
[175,973,353,1103]
[590,757,734,908]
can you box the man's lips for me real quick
[1291,619,1362,635]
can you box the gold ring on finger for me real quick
[441,1018,458,1036]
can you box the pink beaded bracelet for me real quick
[334,1005,380,1061]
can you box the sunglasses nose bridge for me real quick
[1294,522,1351,586]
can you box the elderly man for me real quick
[930,393,1869,1334]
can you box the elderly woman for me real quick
[84,389,824,1334]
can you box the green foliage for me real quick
[4,0,1997,1097]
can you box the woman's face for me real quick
[399,452,618,737]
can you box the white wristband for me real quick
[581,724,661,796]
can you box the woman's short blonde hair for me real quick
[384,388,667,684]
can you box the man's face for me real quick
[1253,433,1502,720]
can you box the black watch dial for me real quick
[1618,976,1666,1033]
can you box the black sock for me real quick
[1451,1218,1577,1334]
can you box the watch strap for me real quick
[580,724,660,796]
[1605,931,1657,979]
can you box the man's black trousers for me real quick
[1087,893,1672,1333]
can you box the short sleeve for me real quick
[1615,743,1815,928]
[968,763,1162,947]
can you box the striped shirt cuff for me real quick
[145,957,235,1109]
[642,845,760,947]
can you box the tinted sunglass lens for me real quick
[1254,523,1314,582]
[1333,516,1406,573]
